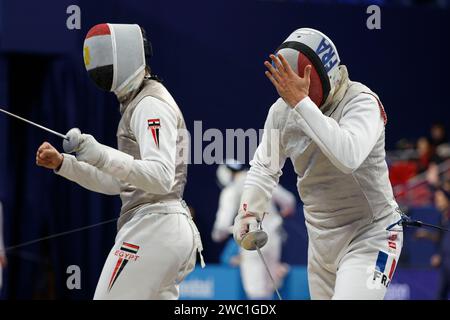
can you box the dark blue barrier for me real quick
[386,268,440,300]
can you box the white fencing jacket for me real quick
[56,80,189,230]
[240,81,398,265]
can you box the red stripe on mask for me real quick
[297,53,324,107]
[86,24,111,39]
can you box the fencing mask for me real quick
[276,28,341,108]
[83,23,151,95]
[216,159,246,188]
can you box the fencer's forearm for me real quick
[246,162,282,201]
[121,159,174,194]
[293,95,383,174]
[241,166,280,217]
[91,147,175,195]
[240,186,272,219]
[55,154,122,195]
[239,105,286,217]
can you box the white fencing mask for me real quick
[83,23,147,95]
[276,28,342,108]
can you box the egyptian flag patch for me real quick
[148,118,161,148]
[108,242,140,291]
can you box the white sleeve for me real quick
[55,154,122,195]
[272,184,296,213]
[0,202,5,255]
[292,94,384,174]
[213,187,239,232]
[125,96,178,194]
[239,103,287,218]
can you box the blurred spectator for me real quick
[426,163,441,188]
[417,137,433,173]
[413,123,449,173]
[389,122,450,208]
[433,189,450,299]
[443,178,450,194]
[395,138,415,151]
[430,122,447,148]
[426,161,450,203]
[430,122,450,163]
[415,189,450,299]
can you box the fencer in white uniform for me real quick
[36,23,204,300]
[233,28,403,300]
[212,160,296,299]
[0,202,6,290]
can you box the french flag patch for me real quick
[375,251,397,280]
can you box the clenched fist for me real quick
[36,142,64,170]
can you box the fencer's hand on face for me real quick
[36,142,64,170]
[264,53,312,108]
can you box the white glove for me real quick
[62,128,134,180]
[63,128,106,166]
[233,212,261,247]
[63,128,83,154]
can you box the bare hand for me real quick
[36,142,64,170]
[264,53,311,108]
[426,163,440,187]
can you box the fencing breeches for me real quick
[94,210,197,300]
[308,211,403,300]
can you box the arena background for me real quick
[0,0,449,299]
